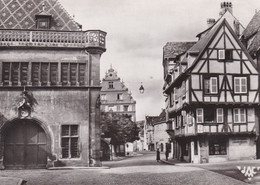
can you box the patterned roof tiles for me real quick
[0,0,81,31]
[242,11,260,40]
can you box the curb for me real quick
[48,166,110,170]
[160,159,175,165]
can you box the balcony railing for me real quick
[0,29,106,50]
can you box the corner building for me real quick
[163,2,260,163]
[0,0,106,169]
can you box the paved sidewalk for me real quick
[161,157,260,184]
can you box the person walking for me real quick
[156,148,160,162]
[165,150,169,161]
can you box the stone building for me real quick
[163,2,260,163]
[0,0,106,169]
[100,67,136,122]
[144,110,169,152]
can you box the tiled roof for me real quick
[247,32,260,55]
[242,11,260,40]
[188,21,222,53]
[163,42,196,59]
[0,0,81,31]
[146,110,166,125]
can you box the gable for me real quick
[191,19,258,75]
[0,0,81,31]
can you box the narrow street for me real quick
[0,151,247,185]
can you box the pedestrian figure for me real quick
[156,149,160,162]
[165,150,169,161]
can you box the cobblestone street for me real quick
[0,152,248,185]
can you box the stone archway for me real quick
[1,118,52,169]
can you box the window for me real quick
[20,63,28,85]
[234,77,247,94]
[234,108,246,123]
[50,63,58,85]
[216,108,224,123]
[204,108,215,122]
[3,62,29,86]
[41,63,49,86]
[109,82,114,88]
[61,125,79,158]
[196,108,203,123]
[209,138,227,155]
[32,63,40,85]
[3,63,10,85]
[124,105,129,112]
[70,64,77,85]
[225,50,232,61]
[61,63,69,85]
[218,49,232,60]
[78,64,85,85]
[36,16,51,29]
[117,93,123,100]
[204,76,218,94]
[100,94,106,100]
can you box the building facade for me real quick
[163,2,260,163]
[0,0,106,169]
[100,67,136,121]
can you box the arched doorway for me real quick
[4,119,47,169]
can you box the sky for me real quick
[59,0,260,121]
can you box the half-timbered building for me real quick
[163,2,260,163]
[0,0,106,169]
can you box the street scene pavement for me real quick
[0,151,253,185]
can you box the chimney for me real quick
[219,2,233,16]
[207,18,215,28]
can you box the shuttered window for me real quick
[20,63,28,85]
[50,63,58,85]
[32,63,40,86]
[61,63,69,85]
[41,63,49,86]
[61,125,79,159]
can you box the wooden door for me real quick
[4,120,47,169]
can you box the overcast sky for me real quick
[59,0,259,121]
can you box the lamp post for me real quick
[139,82,144,94]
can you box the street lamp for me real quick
[139,82,144,94]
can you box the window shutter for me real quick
[241,78,247,93]
[61,63,69,85]
[32,63,40,86]
[218,50,225,60]
[210,77,218,93]
[20,63,28,85]
[70,64,77,85]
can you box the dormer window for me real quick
[35,3,52,29]
[37,18,50,29]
